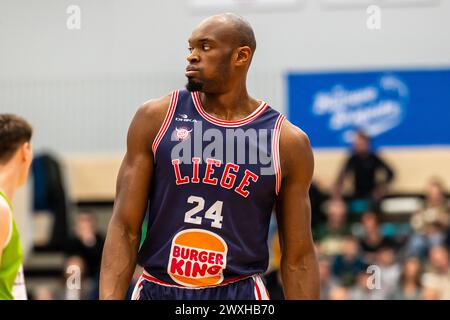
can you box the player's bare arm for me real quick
[0,204,11,266]
[100,94,171,300]
[276,120,320,300]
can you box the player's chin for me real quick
[185,78,204,92]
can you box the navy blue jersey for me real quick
[138,89,285,288]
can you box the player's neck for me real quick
[199,86,259,121]
[0,166,20,202]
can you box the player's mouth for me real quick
[185,66,200,77]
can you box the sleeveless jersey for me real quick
[0,191,27,300]
[138,89,285,288]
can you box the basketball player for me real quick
[100,13,319,300]
[0,114,33,300]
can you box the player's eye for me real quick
[188,47,193,53]
[202,44,211,51]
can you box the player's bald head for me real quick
[186,13,257,92]
[194,13,256,53]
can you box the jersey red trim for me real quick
[273,114,286,195]
[151,90,179,156]
[191,91,268,127]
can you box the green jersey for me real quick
[0,191,27,300]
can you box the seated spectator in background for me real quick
[30,257,89,300]
[63,255,87,300]
[328,286,351,300]
[375,245,401,299]
[67,213,104,277]
[390,256,423,300]
[334,130,394,202]
[421,287,441,300]
[32,286,56,300]
[332,236,367,286]
[66,212,105,299]
[349,271,385,300]
[421,246,450,300]
[309,180,328,229]
[358,211,394,264]
[315,199,352,256]
[318,256,339,300]
[446,229,450,251]
[408,179,449,258]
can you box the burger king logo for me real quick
[168,229,228,287]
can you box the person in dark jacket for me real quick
[335,130,394,201]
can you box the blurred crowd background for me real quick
[265,131,450,300]
[1,0,449,300]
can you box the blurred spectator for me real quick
[314,199,352,256]
[309,181,328,229]
[328,286,351,300]
[32,152,70,249]
[332,236,367,286]
[421,287,441,300]
[63,255,88,300]
[411,179,450,232]
[67,213,104,278]
[408,179,449,258]
[421,246,450,300]
[358,211,394,263]
[66,212,105,299]
[349,271,384,300]
[334,130,394,202]
[33,285,56,300]
[390,256,423,300]
[375,245,401,299]
[445,229,450,250]
[318,256,338,300]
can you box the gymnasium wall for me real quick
[1,0,449,154]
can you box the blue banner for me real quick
[287,69,450,148]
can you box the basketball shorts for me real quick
[131,271,270,300]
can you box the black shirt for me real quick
[338,152,394,198]
[67,233,105,277]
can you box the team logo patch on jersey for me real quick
[174,127,193,141]
[168,229,228,287]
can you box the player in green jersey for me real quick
[0,114,33,300]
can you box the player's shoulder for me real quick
[279,118,312,151]
[127,92,175,147]
[278,118,314,178]
[0,197,11,216]
[136,92,173,121]
[0,197,11,219]
[0,199,12,247]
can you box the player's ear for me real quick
[20,142,32,163]
[234,46,252,67]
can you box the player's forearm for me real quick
[100,217,140,300]
[280,251,320,300]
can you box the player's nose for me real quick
[187,50,200,63]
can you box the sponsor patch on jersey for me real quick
[168,229,228,287]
